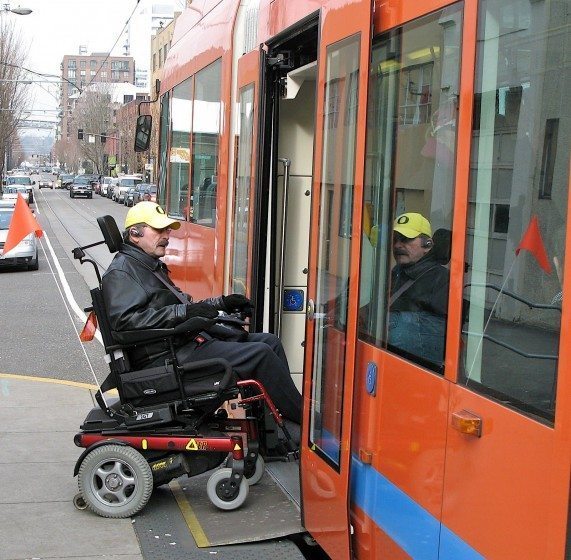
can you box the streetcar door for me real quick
[300,3,372,559]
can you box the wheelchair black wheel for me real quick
[206,467,249,510]
[78,444,153,518]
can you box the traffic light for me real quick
[77,129,83,140]
[101,133,106,144]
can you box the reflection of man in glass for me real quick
[389,213,449,367]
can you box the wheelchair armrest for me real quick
[180,358,234,394]
[111,316,216,346]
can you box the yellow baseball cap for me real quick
[393,212,432,238]
[125,201,181,230]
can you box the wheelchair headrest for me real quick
[432,228,452,265]
[97,215,123,253]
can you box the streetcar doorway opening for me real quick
[264,22,318,392]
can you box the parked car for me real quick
[38,174,54,189]
[0,200,38,270]
[70,176,93,199]
[100,176,116,197]
[132,183,158,205]
[124,187,137,207]
[57,174,75,189]
[2,186,30,205]
[4,175,34,203]
[112,176,142,203]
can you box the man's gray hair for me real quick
[122,222,146,242]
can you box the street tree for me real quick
[73,84,115,174]
[0,18,28,177]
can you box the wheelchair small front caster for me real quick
[73,493,87,511]
[207,468,249,510]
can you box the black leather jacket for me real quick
[390,252,449,316]
[102,243,222,366]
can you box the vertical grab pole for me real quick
[276,157,291,337]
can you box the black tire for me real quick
[28,251,39,271]
[88,195,92,199]
[77,444,153,518]
[70,192,74,198]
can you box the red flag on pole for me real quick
[515,215,552,274]
[79,311,98,342]
[2,194,43,255]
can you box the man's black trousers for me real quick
[172,332,302,423]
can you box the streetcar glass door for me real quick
[301,3,372,559]
[352,4,463,558]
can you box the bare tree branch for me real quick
[0,18,29,175]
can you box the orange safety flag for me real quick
[2,194,43,255]
[79,311,98,342]
[515,215,552,274]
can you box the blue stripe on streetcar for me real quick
[351,458,484,560]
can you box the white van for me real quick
[112,176,142,203]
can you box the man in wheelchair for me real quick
[102,201,302,424]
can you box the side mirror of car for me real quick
[134,115,152,152]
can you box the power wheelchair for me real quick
[72,215,295,518]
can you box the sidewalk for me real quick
[0,374,143,560]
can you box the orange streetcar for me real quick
[148,0,571,558]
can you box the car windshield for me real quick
[75,177,90,184]
[61,175,74,181]
[7,177,31,185]
[3,186,27,193]
[120,178,142,187]
[0,210,13,230]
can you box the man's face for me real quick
[393,232,430,266]
[133,225,172,258]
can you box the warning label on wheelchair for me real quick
[186,438,207,451]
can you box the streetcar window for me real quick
[231,84,255,295]
[310,35,361,467]
[358,6,462,374]
[190,59,221,227]
[168,77,193,219]
[157,92,169,208]
[460,0,569,423]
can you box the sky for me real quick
[8,0,138,118]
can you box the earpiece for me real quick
[130,228,144,238]
[421,237,433,248]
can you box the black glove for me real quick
[185,302,219,320]
[222,294,254,315]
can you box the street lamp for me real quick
[2,3,32,15]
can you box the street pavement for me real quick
[0,374,143,560]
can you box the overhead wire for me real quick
[85,0,141,91]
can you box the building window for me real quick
[80,60,86,69]
[111,61,129,71]
[90,71,96,77]
[68,69,76,79]
[90,60,97,69]
[68,60,76,69]
[80,70,86,77]
[101,71,107,79]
